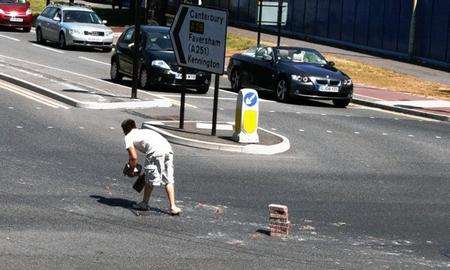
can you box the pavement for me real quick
[1,27,450,269]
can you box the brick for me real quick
[269,217,289,223]
[270,231,289,237]
[269,213,289,219]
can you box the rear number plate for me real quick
[176,74,196,80]
[10,17,23,22]
[319,85,339,92]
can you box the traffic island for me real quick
[142,121,290,155]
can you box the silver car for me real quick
[35,4,114,51]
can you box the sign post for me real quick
[170,4,227,133]
[233,89,259,143]
[131,0,140,99]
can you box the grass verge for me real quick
[225,34,450,100]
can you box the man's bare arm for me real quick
[127,146,138,169]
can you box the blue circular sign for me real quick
[244,92,257,107]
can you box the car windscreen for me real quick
[276,49,327,65]
[0,0,26,3]
[146,32,173,51]
[63,11,102,24]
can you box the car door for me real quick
[116,27,135,76]
[39,7,56,40]
[253,47,277,91]
[47,8,62,42]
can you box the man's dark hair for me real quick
[121,119,136,135]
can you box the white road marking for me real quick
[271,128,277,131]
[78,56,110,66]
[299,129,304,132]
[36,106,42,110]
[16,126,23,129]
[382,133,388,136]
[380,99,450,108]
[219,89,238,96]
[354,131,360,134]
[0,81,68,109]
[8,106,14,109]
[436,136,441,139]
[394,118,399,120]
[370,116,375,119]
[0,34,20,41]
[79,126,85,129]
[296,112,301,114]
[219,108,224,111]
[32,44,64,54]
[326,130,333,133]
[346,115,351,117]
[269,110,275,113]
[109,127,115,130]
[321,113,327,116]
[47,126,53,129]
[140,91,197,108]
[408,134,415,137]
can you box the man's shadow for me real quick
[90,195,170,215]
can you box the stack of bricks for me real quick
[268,204,291,237]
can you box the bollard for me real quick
[233,88,259,143]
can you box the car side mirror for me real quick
[128,43,134,49]
[102,20,107,24]
[53,16,61,22]
[328,61,335,67]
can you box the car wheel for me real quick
[22,27,31,32]
[276,79,290,102]
[333,98,351,108]
[110,59,123,83]
[36,28,44,44]
[58,33,66,49]
[230,69,241,92]
[196,86,209,94]
[139,66,149,89]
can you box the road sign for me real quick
[256,1,288,26]
[170,4,228,75]
[233,89,259,143]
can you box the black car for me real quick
[110,26,211,93]
[227,46,353,107]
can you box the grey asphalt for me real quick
[0,29,449,269]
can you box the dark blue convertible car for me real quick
[227,46,353,107]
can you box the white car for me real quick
[35,3,114,52]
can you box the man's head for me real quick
[121,119,136,135]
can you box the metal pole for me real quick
[257,0,263,46]
[211,74,220,136]
[179,68,186,129]
[143,0,148,25]
[277,0,282,47]
[408,0,418,58]
[131,0,140,99]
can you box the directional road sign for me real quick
[170,4,228,75]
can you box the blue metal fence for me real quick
[169,0,450,69]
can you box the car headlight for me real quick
[151,60,171,70]
[69,29,83,35]
[26,9,31,16]
[105,30,113,36]
[0,9,4,15]
[344,79,352,85]
[291,74,310,83]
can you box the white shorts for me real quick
[144,153,174,186]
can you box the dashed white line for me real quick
[16,126,23,129]
[79,126,85,129]
[326,130,333,133]
[435,136,441,139]
[0,34,20,41]
[78,56,110,66]
[382,133,388,136]
[8,106,14,109]
[299,129,304,132]
[269,110,275,113]
[321,113,327,116]
[296,112,301,114]
[47,126,53,129]
[370,116,375,119]
[408,134,415,137]
[346,115,351,117]
[32,44,64,54]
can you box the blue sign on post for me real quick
[244,92,258,107]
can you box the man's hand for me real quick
[127,146,138,169]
